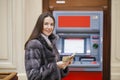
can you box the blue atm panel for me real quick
[53,11,103,71]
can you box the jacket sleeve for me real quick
[60,65,69,78]
[25,40,57,80]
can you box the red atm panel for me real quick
[62,71,102,80]
[58,16,90,28]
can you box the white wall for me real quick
[0,0,120,80]
[111,0,120,80]
[0,0,42,80]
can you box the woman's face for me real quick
[42,16,54,36]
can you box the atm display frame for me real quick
[57,33,92,56]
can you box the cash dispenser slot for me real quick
[70,57,100,67]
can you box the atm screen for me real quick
[64,38,84,54]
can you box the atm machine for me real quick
[53,11,103,80]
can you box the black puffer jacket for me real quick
[25,34,69,80]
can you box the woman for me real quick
[24,12,71,80]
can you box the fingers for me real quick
[56,61,67,69]
[57,59,74,69]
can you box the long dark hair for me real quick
[25,12,55,48]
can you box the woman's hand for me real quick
[56,61,69,69]
[56,60,73,69]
